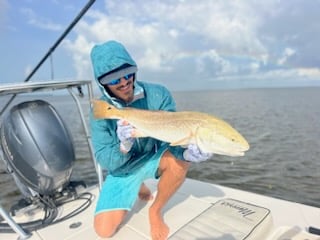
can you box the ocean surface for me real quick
[0,87,320,211]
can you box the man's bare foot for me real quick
[139,183,154,201]
[149,208,169,240]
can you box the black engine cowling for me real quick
[0,100,75,197]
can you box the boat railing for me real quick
[0,79,104,238]
[0,205,31,239]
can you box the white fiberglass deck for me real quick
[2,178,320,240]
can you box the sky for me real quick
[1,0,320,91]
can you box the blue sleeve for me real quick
[89,110,133,171]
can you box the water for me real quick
[174,88,320,208]
[0,87,319,211]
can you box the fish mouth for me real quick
[214,144,250,157]
[217,149,247,157]
[232,144,250,156]
[228,151,246,157]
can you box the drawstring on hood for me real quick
[91,40,144,107]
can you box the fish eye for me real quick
[107,107,112,110]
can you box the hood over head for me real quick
[90,40,144,107]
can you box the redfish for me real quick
[92,100,249,157]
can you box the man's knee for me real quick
[94,211,126,238]
[94,217,117,238]
[160,151,190,177]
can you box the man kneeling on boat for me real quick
[90,40,212,240]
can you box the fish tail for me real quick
[92,100,121,119]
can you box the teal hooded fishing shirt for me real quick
[90,41,185,176]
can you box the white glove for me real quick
[183,144,213,163]
[116,120,135,153]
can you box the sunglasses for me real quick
[106,73,134,86]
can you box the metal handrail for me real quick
[68,84,104,190]
[0,205,31,239]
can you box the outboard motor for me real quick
[0,100,75,199]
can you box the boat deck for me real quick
[2,178,320,240]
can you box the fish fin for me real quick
[132,129,148,138]
[169,136,191,146]
[195,126,213,153]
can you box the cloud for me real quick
[63,0,319,90]
[20,7,63,31]
[277,47,296,65]
[298,68,320,79]
[257,0,320,69]
[63,35,93,79]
